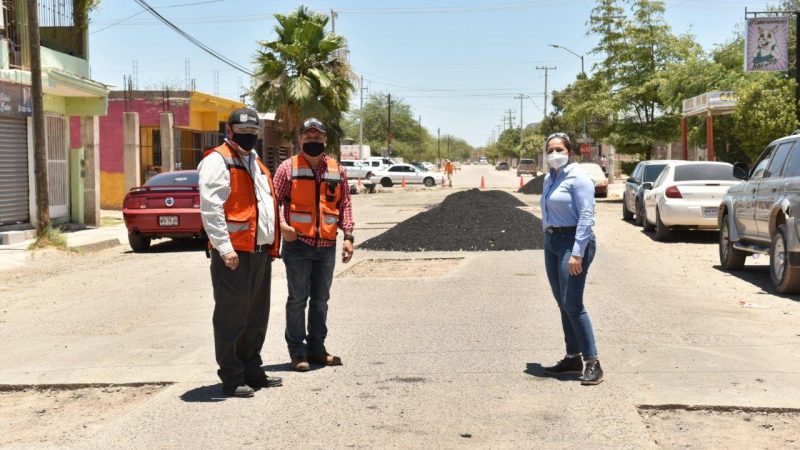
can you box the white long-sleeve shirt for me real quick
[198,144,275,255]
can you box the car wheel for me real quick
[635,199,645,227]
[380,177,393,188]
[770,224,800,294]
[622,194,634,221]
[719,215,746,270]
[654,208,671,241]
[423,177,435,187]
[129,234,151,252]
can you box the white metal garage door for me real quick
[46,115,68,220]
[0,116,29,226]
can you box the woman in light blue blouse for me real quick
[540,132,603,385]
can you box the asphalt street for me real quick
[1,165,798,448]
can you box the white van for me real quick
[339,160,373,179]
[365,157,397,171]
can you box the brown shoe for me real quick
[291,356,310,372]
[308,352,342,366]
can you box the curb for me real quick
[68,238,121,253]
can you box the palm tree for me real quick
[253,6,354,150]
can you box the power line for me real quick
[133,0,253,76]
[91,0,226,34]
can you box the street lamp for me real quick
[549,44,584,77]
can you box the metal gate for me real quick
[46,115,68,220]
[0,116,29,226]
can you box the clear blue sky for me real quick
[88,0,773,147]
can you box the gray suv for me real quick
[719,134,800,293]
[622,160,668,226]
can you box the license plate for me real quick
[702,207,718,218]
[159,216,179,226]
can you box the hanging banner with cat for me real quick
[745,16,789,72]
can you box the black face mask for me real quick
[232,133,258,151]
[302,141,325,157]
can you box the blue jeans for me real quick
[282,239,337,358]
[543,231,598,359]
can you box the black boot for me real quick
[543,355,583,374]
[581,360,604,385]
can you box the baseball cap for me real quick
[300,117,326,134]
[228,107,262,131]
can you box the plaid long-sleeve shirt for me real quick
[273,154,354,248]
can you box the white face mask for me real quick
[547,151,569,169]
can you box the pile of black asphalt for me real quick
[518,174,546,195]
[359,189,545,252]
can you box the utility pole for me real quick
[535,66,556,117]
[505,109,516,130]
[387,93,392,157]
[437,128,441,168]
[27,0,49,236]
[359,75,367,158]
[447,135,451,159]
[331,9,337,34]
[417,115,422,162]
[515,94,530,159]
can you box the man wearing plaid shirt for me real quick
[273,118,355,372]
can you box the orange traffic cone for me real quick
[402,177,407,188]
[519,176,524,188]
[441,177,446,188]
[480,176,486,189]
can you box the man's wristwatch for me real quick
[343,234,354,243]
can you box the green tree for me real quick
[253,6,354,148]
[342,92,428,160]
[733,75,798,160]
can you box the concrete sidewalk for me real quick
[0,210,126,273]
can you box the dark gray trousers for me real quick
[210,249,272,387]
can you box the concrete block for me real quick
[160,112,175,172]
[0,230,35,246]
[123,112,141,194]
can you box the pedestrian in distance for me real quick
[599,154,609,176]
[198,107,283,397]
[444,159,455,186]
[540,132,603,385]
[273,118,355,372]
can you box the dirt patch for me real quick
[338,257,463,278]
[0,383,169,446]
[638,405,800,449]
[359,189,544,251]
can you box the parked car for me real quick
[369,164,444,187]
[122,170,204,252]
[411,162,427,171]
[495,161,509,170]
[641,161,738,241]
[577,162,609,198]
[719,133,800,293]
[622,160,669,225]
[421,161,437,171]
[516,158,536,176]
[479,156,488,165]
[364,157,397,172]
[339,159,373,180]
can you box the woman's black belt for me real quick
[545,226,577,233]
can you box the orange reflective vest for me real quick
[289,155,342,241]
[205,143,280,257]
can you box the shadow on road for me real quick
[712,264,799,302]
[639,229,719,244]
[524,363,581,382]
[179,384,226,402]
[124,238,208,254]
[261,362,323,373]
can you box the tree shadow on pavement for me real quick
[179,384,227,403]
[524,363,581,382]
[712,265,800,302]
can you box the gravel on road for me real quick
[359,189,544,251]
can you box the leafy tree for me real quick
[253,6,354,148]
[733,75,798,160]
[342,92,427,160]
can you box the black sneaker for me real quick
[245,375,283,390]
[581,360,604,385]
[543,355,583,374]
[222,384,255,397]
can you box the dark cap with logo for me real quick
[300,117,326,134]
[228,107,262,130]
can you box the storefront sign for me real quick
[745,16,789,72]
[682,91,738,116]
[0,83,32,117]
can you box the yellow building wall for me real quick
[100,171,125,209]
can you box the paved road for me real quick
[0,185,797,448]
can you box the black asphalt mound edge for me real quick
[518,174,546,195]
[359,189,544,251]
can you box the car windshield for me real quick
[643,164,667,182]
[520,159,534,164]
[673,164,736,181]
[578,163,605,178]
[145,172,199,186]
